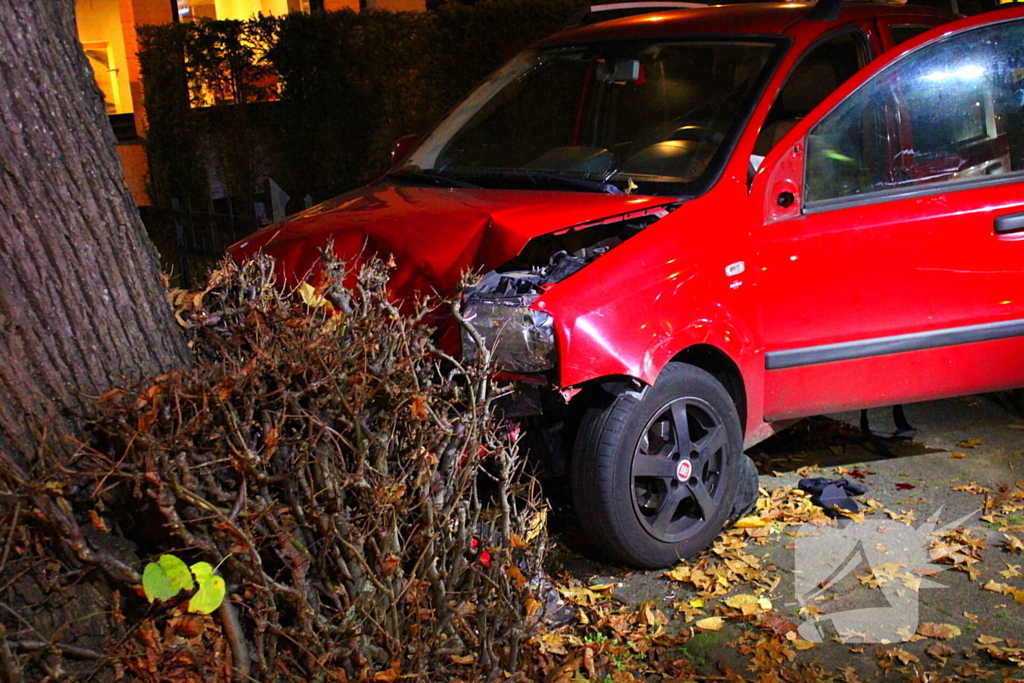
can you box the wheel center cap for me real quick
[676,459,693,482]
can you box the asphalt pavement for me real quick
[550,393,1024,681]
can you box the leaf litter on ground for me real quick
[541,477,1024,682]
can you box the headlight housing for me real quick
[462,291,556,372]
[458,205,676,373]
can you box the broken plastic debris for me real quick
[798,477,868,518]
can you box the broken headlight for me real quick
[461,206,675,373]
[462,270,556,372]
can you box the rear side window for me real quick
[806,19,1024,205]
[889,24,934,45]
[753,32,868,156]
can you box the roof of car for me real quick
[539,1,956,44]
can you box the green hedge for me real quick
[138,0,586,226]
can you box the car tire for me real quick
[1008,389,1024,419]
[729,453,760,522]
[571,363,743,569]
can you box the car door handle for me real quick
[995,212,1024,235]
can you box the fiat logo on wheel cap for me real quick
[676,459,693,482]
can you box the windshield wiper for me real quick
[386,169,481,189]
[462,170,624,194]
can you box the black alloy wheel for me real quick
[631,395,729,543]
[571,363,743,568]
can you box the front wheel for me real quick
[571,363,743,568]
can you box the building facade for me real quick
[75,0,423,205]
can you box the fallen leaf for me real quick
[957,438,982,448]
[543,655,581,683]
[373,661,401,682]
[978,642,1024,665]
[917,622,961,640]
[87,509,109,533]
[983,580,1014,594]
[953,482,991,494]
[525,509,547,543]
[409,395,428,421]
[504,565,527,589]
[536,632,568,656]
[583,645,597,680]
[954,663,985,677]
[588,582,618,591]
[379,554,401,573]
[885,508,917,524]
[641,602,667,628]
[524,596,541,620]
[725,594,758,610]
[926,642,955,662]
[695,616,725,631]
[558,584,615,606]
[167,613,206,639]
[950,452,967,458]
[664,565,692,582]
[298,281,330,309]
[760,614,799,638]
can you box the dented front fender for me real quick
[533,187,766,440]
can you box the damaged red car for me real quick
[231,1,1024,568]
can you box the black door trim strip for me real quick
[765,318,1024,370]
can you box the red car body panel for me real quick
[231,4,1024,450]
[532,177,766,435]
[749,7,1024,427]
[231,184,677,299]
[765,337,1024,420]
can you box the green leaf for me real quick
[187,561,226,614]
[143,561,176,603]
[160,554,195,591]
[142,554,194,603]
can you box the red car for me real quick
[232,1,1024,568]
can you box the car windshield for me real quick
[400,39,778,195]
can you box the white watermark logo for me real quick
[792,508,977,644]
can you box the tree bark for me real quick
[0,0,190,466]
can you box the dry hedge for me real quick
[0,254,548,682]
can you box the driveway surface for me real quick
[547,394,1024,682]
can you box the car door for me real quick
[754,9,1024,420]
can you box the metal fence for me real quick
[171,197,261,289]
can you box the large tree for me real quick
[0,0,189,468]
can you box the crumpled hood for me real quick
[230,184,677,297]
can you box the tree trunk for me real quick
[0,0,190,467]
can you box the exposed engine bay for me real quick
[461,208,674,373]
[488,209,672,294]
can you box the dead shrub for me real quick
[0,253,548,682]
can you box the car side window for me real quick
[889,24,933,46]
[753,32,867,157]
[806,19,1024,205]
